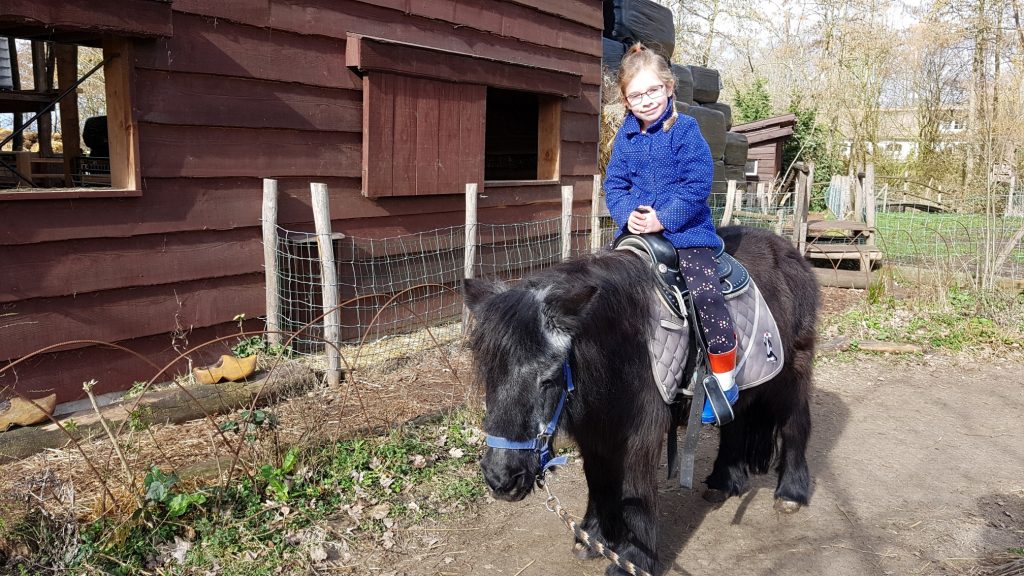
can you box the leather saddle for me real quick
[613,233,750,319]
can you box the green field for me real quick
[873,211,1024,272]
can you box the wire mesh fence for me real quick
[275,217,611,370]
[272,182,1022,372]
[873,191,1024,281]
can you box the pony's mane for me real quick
[469,250,658,368]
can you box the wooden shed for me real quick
[0,0,602,404]
[731,113,796,184]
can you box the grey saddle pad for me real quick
[648,278,784,403]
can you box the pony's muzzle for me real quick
[480,448,538,501]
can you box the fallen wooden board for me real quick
[818,336,925,355]
[0,361,317,463]
[814,267,873,289]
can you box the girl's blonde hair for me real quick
[617,43,675,99]
[617,43,678,130]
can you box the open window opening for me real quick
[0,36,136,193]
[484,87,560,183]
[744,159,758,177]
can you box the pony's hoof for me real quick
[573,541,600,560]
[773,498,802,514]
[702,488,729,503]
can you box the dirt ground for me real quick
[3,290,1023,576]
[368,354,1024,576]
[358,287,1024,576]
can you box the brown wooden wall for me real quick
[748,142,784,182]
[0,0,603,404]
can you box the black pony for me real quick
[463,225,819,575]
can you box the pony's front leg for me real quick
[704,415,751,501]
[576,455,659,575]
[594,439,661,575]
[608,459,660,576]
[575,458,620,560]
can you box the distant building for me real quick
[839,106,968,161]
[731,113,796,183]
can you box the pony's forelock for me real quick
[533,287,573,355]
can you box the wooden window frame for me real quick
[744,160,759,177]
[0,37,141,201]
[347,34,581,197]
[483,88,561,184]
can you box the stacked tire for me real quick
[602,0,749,211]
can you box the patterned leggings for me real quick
[677,247,736,355]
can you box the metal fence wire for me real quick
[275,218,599,368]
[873,191,1024,280]
[273,185,1022,370]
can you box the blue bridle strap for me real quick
[485,358,575,477]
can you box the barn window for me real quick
[0,37,139,199]
[744,160,758,177]
[347,34,580,198]
[484,88,560,182]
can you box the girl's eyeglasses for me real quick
[625,85,666,106]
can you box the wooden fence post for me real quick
[561,185,574,260]
[864,163,876,238]
[792,163,808,254]
[854,168,864,223]
[590,174,603,254]
[262,179,282,347]
[806,161,815,216]
[1006,175,1017,217]
[721,179,737,226]
[311,182,341,387]
[462,183,478,334]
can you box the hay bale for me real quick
[600,74,627,175]
[603,37,626,73]
[689,65,722,104]
[701,102,732,130]
[725,163,747,185]
[671,64,694,105]
[684,105,727,161]
[608,0,675,62]
[724,132,749,166]
[710,160,727,209]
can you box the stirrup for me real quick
[701,375,735,426]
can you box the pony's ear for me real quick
[543,284,598,332]
[463,278,506,314]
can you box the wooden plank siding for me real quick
[0,0,173,42]
[362,73,486,197]
[748,144,783,181]
[0,0,602,403]
[0,174,597,246]
[134,70,363,131]
[0,229,264,304]
[0,275,265,362]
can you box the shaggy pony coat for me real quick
[464,226,818,575]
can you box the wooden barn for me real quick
[0,0,602,404]
[731,113,796,184]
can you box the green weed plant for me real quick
[2,410,487,575]
[825,285,1024,352]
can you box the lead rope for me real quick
[542,483,654,576]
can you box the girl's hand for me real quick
[628,206,665,234]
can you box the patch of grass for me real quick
[823,285,1024,353]
[875,212,1024,265]
[1,409,487,575]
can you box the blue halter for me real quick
[485,358,575,479]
